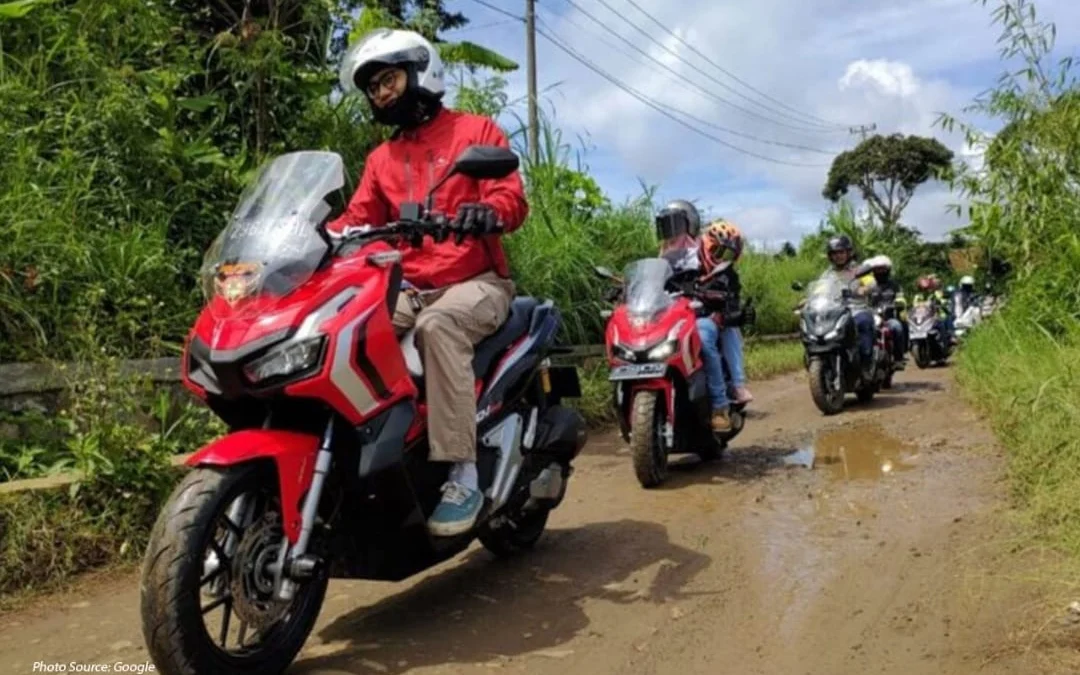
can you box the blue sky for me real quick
[438,0,1080,248]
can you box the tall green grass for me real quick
[944,0,1080,556]
[956,318,1080,553]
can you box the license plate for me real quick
[609,362,666,381]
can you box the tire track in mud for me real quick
[2,367,1077,674]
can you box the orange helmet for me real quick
[698,219,744,275]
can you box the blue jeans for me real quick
[885,318,905,359]
[853,310,874,361]
[721,326,746,387]
[696,317,728,410]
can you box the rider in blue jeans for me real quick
[694,219,753,431]
[655,203,752,432]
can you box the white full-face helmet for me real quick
[339,28,446,101]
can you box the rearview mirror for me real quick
[451,145,520,180]
[423,145,520,213]
[791,281,804,292]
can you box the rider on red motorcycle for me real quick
[863,255,908,365]
[695,219,753,430]
[328,28,528,536]
[656,203,752,432]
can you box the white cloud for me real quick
[454,0,1080,241]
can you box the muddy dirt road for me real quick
[2,366,1076,674]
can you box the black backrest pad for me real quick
[472,296,541,379]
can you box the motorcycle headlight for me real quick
[646,339,677,361]
[612,344,637,362]
[244,336,326,384]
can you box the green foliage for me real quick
[944,0,1080,555]
[823,133,955,230]
[0,0,378,362]
[0,358,225,598]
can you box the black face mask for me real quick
[370,86,440,130]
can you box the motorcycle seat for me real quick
[401,296,541,388]
[472,296,541,380]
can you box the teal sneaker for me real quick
[428,481,483,537]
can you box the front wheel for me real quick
[809,357,845,415]
[629,390,668,488]
[913,342,930,369]
[140,464,328,675]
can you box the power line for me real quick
[537,7,843,153]
[555,0,848,135]
[617,0,860,129]
[534,24,829,168]
[535,16,839,155]
[465,0,523,22]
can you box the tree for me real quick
[351,2,517,73]
[823,133,954,231]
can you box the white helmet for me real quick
[863,254,893,272]
[339,28,445,100]
[960,275,975,288]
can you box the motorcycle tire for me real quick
[809,357,844,416]
[629,390,668,488]
[914,343,930,369]
[479,509,550,558]
[140,465,328,675]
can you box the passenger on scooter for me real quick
[914,276,952,349]
[861,255,907,365]
[655,204,751,433]
[328,29,529,537]
[819,235,875,380]
[957,275,977,310]
[697,219,754,409]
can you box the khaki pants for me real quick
[393,272,515,462]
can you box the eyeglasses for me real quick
[367,70,401,97]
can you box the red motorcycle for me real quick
[140,146,587,675]
[594,255,749,488]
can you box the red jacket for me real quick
[327,108,529,289]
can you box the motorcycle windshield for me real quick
[803,277,845,333]
[909,305,935,327]
[199,151,345,318]
[622,257,674,321]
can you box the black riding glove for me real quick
[450,203,501,243]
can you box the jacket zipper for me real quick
[404,152,414,202]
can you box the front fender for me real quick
[186,430,321,543]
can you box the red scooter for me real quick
[594,255,750,488]
[140,146,587,675]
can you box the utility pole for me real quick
[525,0,539,165]
[849,123,877,142]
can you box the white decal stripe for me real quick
[330,307,380,417]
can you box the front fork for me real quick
[272,419,334,602]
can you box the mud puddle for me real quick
[783,422,920,481]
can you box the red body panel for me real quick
[604,298,703,378]
[186,430,321,543]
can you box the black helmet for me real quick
[655,199,701,242]
[826,235,853,254]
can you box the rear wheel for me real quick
[140,465,328,675]
[809,357,844,415]
[629,391,668,488]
